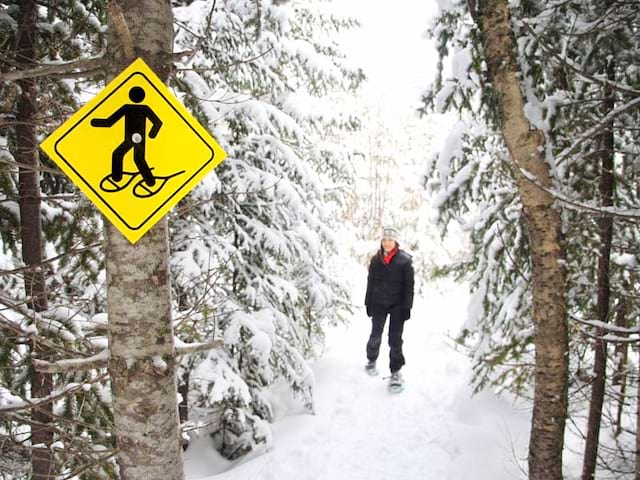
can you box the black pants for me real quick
[366,307,406,373]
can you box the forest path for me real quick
[185,280,532,480]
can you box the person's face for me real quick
[381,238,396,252]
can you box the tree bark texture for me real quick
[16,1,54,478]
[104,1,184,479]
[476,2,569,479]
[581,55,616,480]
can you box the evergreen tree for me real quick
[0,2,113,478]
[423,0,640,475]
[169,0,362,458]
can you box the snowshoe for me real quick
[388,371,404,394]
[99,171,140,193]
[365,361,378,377]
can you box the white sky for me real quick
[334,0,440,114]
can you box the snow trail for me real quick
[185,279,532,479]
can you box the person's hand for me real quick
[400,308,410,321]
[366,305,372,317]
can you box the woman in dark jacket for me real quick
[364,226,414,389]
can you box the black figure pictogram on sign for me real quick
[91,86,183,197]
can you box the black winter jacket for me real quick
[364,249,414,319]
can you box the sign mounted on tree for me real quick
[40,58,227,243]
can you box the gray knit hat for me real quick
[381,226,400,243]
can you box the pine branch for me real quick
[555,95,640,166]
[521,22,640,98]
[0,295,78,341]
[518,168,640,220]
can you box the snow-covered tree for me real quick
[2,0,364,472]
[0,2,113,478]
[168,0,363,459]
[423,0,640,476]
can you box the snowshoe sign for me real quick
[40,58,227,243]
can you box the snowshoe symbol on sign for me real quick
[99,170,186,198]
[91,86,185,198]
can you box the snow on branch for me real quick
[0,373,108,414]
[0,295,77,342]
[570,315,640,344]
[0,55,105,82]
[33,339,224,373]
[518,168,640,220]
[555,96,640,166]
[175,338,224,355]
[521,22,640,98]
[33,349,110,374]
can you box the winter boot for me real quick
[388,370,404,393]
[365,360,378,376]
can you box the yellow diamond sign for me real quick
[40,58,226,244]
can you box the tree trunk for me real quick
[104,1,184,479]
[16,1,54,478]
[178,369,189,424]
[581,55,616,480]
[612,296,629,437]
[636,355,640,480]
[476,2,568,479]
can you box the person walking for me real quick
[364,226,414,391]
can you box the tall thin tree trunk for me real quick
[178,369,189,424]
[104,1,183,479]
[612,296,628,437]
[636,354,640,480]
[16,1,54,478]
[581,54,616,480]
[476,2,568,479]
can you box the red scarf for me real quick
[382,247,398,265]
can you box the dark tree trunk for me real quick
[637,353,640,480]
[16,1,54,478]
[612,296,629,437]
[581,54,616,480]
[178,370,189,424]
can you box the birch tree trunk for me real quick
[476,2,568,479]
[581,55,615,480]
[16,1,54,478]
[103,1,184,479]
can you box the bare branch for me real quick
[0,373,108,414]
[33,349,110,373]
[107,0,136,61]
[0,55,105,82]
[176,339,223,356]
[0,242,102,277]
[31,339,223,373]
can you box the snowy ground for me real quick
[184,278,539,480]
